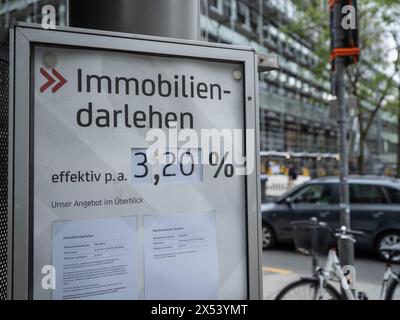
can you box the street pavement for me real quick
[262,244,392,300]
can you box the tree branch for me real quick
[363,54,400,135]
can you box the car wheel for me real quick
[262,223,276,250]
[375,231,400,262]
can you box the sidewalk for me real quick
[263,270,382,300]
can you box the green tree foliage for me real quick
[286,0,400,173]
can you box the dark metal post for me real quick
[332,2,354,269]
[397,81,400,178]
[68,0,200,40]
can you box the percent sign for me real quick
[209,152,234,178]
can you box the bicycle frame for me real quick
[380,265,400,300]
[287,220,400,300]
[313,248,356,300]
[315,250,400,300]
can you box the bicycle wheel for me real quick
[275,278,342,300]
[386,278,400,300]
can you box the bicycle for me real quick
[274,219,400,300]
[378,244,400,300]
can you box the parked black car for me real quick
[262,176,400,260]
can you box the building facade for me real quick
[0,0,398,174]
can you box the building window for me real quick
[250,8,258,32]
[210,0,224,15]
[237,3,248,25]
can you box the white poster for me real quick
[52,217,138,300]
[144,212,218,299]
[33,45,248,299]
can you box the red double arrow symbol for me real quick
[40,67,67,93]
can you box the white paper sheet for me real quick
[144,212,218,299]
[52,217,138,300]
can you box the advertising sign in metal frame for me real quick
[8,23,262,300]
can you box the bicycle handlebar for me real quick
[292,218,364,241]
[334,228,364,237]
[329,224,363,244]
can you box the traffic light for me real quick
[329,0,359,67]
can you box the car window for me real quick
[384,187,400,204]
[349,184,388,204]
[291,184,334,204]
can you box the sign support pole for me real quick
[335,55,354,270]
